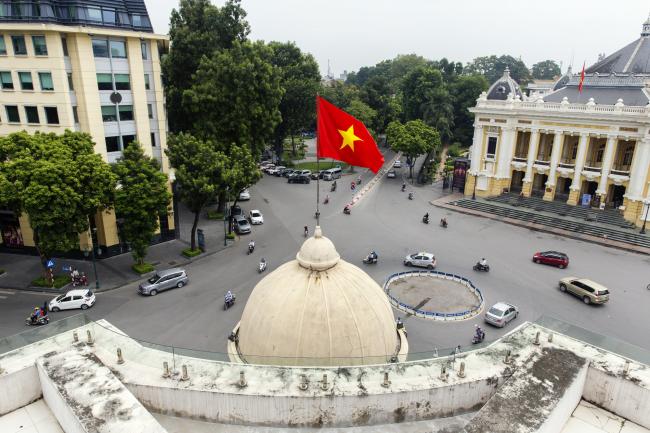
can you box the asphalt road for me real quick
[2,159,650,361]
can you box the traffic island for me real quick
[384,271,484,321]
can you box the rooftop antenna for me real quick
[327,59,332,79]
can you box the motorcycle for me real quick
[331,182,337,192]
[247,243,255,255]
[343,206,351,215]
[26,315,49,326]
[258,260,267,273]
[408,192,414,200]
[401,184,406,192]
[362,254,378,264]
[224,295,237,310]
[472,331,486,344]
[473,262,490,272]
[324,196,329,204]
[440,219,448,228]
[422,215,429,224]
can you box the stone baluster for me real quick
[596,135,618,198]
[568,133,591,205]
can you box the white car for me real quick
[387,170,396,178]
[403,252,436,269]
[49,289,96,312]
[484,302,519,328]
[239,189,251,201]
[393,160,402,168]
[249,209,264,225]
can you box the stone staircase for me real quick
[447,198,650,249]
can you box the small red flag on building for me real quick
[317,96,384,173]
[578,62,586,93]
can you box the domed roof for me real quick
[486,67,523,100]
[236,227,399,366]
[552,66,573,91]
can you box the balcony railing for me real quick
[610,164,631,176]
[475,98,649,116]
[534,159,550,166]
[582,160,602,172]
[512,156,527,163]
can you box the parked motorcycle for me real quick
[473,262,490,272]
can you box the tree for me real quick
[183,40,283,156]
[465,55,532,86]
[163,0,250,133]
[166,133,226,251]
[269,41,321,159]
[450,74,489,145]
[0,131,115,281]
[532,60,561,80]
[386,120,440,179]
[359,75,400,133]
[320,80,360,110]
[223,145,262,233]
[346,99,377,135]
[112,143,171,266]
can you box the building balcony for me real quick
[582,161,602,173]
[512,156,528,162]
[558,159,575,169]
[534,159,550,166]
[610,164,631,176]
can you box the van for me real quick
[138,268,189,296]
[322,167,342,180]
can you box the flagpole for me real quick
[315,95,320,226]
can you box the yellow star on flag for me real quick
[338,125,363,151]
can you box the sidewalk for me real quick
[0,202,234,293]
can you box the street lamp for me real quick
[641,200,649,235]
[471,173,478,200]
[83,228,100,290]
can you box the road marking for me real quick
[0,295,7,299]
[0,290,15,295]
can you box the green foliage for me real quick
[113,143,171,265]
[163,0,250,132]
[31,275,69,288]
[206,210,224,220]
[132,263,155,274]
[387,120,441,178]
[182,248,202,258]
[450,74,489,145]
[0,269,4,275]
[447,143,464,158]
[0,131,116,274]
[465,55,532,86]
[183,40,283,156]
[167,133,227,250]
[226,232,235,240]
[225,145,262,205]
[532,60,561,80]
[346,99,377,135]
[320,80,360,109]
[292,161,346,171]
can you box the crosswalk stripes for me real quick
[0,289,15,299]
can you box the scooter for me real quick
[331,182,337,192]
[422,216,429,224]
[401,184,406,192]
[247,243,255,255]
[473,262,490,272]
[472,331,486,344]
[440,219,448,228]
[224,295,236,310]
[408,192,414,200]
[362,254,378,264]
[324,196,329,204]
[258,260,267,273]
[343,206,351,215]
[26,315,49,326]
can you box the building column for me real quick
[469,124,484,174]
[492,125,516,195]
[596,135,618,198]
[567,132,590,205]
[623,137,650,222]
[543,131,564,201]
[522,128,540,197]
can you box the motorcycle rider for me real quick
[408,192,414,200]
[324,194,330,204]
[259,257,267,270]
[343,204,351,214]
[30,307,42,324]
[401,183,406,192]
[304,225,309,237]
[479,257,488,268]
[440,217,447,228]
[331,180,337,192]
[248,240,255,253]
[474,324,485,342]
[224,290,234,307]
[367,250,378,262]
[423,212,429,223]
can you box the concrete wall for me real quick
[0,365,41,416]
[37,361,86,433]
[538,361,588,433]
[128,377,498,428]
[583,366,650,429]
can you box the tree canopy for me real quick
[386,120,440,178]
[532,60,561,80]
[465,55,533,86]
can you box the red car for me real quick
[533,251,569,268]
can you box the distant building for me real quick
[466,15,650,227]
[0,0,174,257]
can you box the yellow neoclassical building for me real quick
[0,0,175,257]
[465,16,650,227]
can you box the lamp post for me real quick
[83,228,100,290]
[471,173,478,200]
[641,200,649,235]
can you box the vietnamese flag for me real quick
[578,61,586,93]
[317,96,384,173]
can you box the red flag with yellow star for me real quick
[317,96,384,173]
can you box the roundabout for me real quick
[385,271,484,321]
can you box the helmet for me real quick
[34,307,39,311]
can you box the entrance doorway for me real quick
[0,211,24,249]
[531,173,547,197]
[555,177,572,202]
[510,171,524,193]
[607,184,626,209]
[579,180,599,206]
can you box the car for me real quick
[393,160,402,168]
[311,170,324,180]
[269,165,285,175]
[239,189,251,201]
[289,173,311,184]
[249,209,264,225]
[263,164,276,174]
[138,268,188,296]
[49,289,95,311]
[484,302,519,328]
[230,205,243,217]
[387,170,396,178]
[533,251,569,268]
[559,277,610,305]
[403,252,436,269]
[234,214,252,234]
[281,168,296,178]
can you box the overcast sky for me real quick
[145,0,650,78]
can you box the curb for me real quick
[347,152,402,209]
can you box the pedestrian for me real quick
[42,301,48,315]
[80,272,88,286]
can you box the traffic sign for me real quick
[46,259,55,268]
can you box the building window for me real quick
[122,134,136,149]
[24,106,39,124]
[87,8,102,22]
[92,39,109,58]
[486,137,498,158]
[151,132,156,147]
[106,136,120,153]
[12,36,27,55]
[596,145,605,163]
[44,106,59,124]
[114,74,130,90]
[97,73,113,90]
[0,35,7,55]
[109,40,127,58]
[147,103,153,119]
[0,71,13,89]
[102,9,116,24]
[132,15,142,27]
[5,105,20,123]
[39,72,54,91]
[623,147,634,166]
[32,36,47,56]
[118,105,133,121]
[72,106,79,123]
[101,105,117,122]
[144,74,150,90]
[141,41,148,60]
[61,37,68,56]
[18,72,33,90]
[67,73,73,91]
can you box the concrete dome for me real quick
[236,226,399,366]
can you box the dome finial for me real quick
[642,12,650,36]
[296,226,340,270]
[314,225,322,238]
[503,66,511,77]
